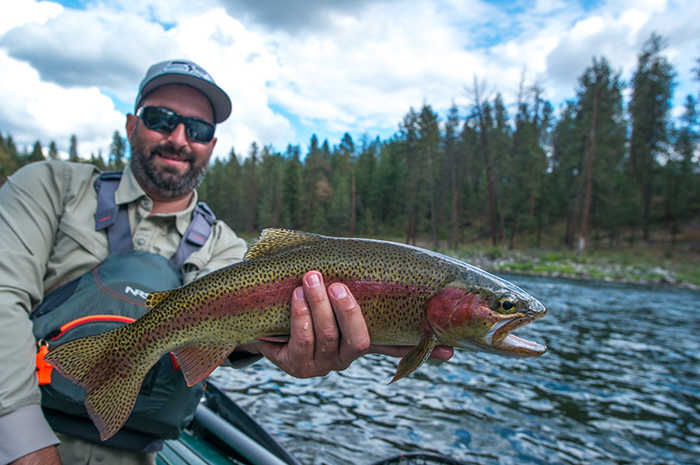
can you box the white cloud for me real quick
[0,50,123,157]
[169,9,294,155]
[0,0,62,35]
[0,0,698,161]
[266,1,480,138]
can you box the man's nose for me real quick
[167,123,189,146]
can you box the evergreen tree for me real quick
[48,141,59,160]
[665,95,699,242]
[468,77,504,246]
[417,104,442,248]
[355,136,381,235]
[69,134,79,162]
[243,142,259,232]
[282,144,303,229]
[257,145,285,228]
[573,57,626,252]
[628,33,676,240]
[443,102,462,248]
[29,140,45,163]
[0,133,21,185]
[109,131,126,169]
[551,101,584,248]
[399,107,422,245]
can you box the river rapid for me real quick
[211,275,700,464]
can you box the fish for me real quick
[45,228,547,440]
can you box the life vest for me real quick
[32,171,215,451]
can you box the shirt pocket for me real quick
[58,212,108,259]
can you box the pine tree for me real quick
[69,135,79,162]
[443,102,462,248]
[109,131,126,169]
[628,33,676,240]
[29,140,45,163]
[468,77,503,246]
[666,95,699,242]
[282,144,303,229]
[417,104,442,249]
[48,141,59,160]
[574,57,626,252]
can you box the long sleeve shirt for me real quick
[0,160,247,464]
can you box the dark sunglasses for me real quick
[137,106,215,143]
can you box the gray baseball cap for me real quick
[135,60,232,123]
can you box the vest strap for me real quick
[94,171,132,255]
[93,171,215,269]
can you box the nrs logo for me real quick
[125,286,149,300]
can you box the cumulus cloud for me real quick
[0,0,697,160]
[217,0,399,33]
[0,8,180,98]
[168,9,295,154]
[264,1,483,138]
[0,50,123,157]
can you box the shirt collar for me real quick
[116,163,199,236]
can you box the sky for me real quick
[0,0,698,161]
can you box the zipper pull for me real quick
[36,341,53,385]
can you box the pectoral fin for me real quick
[390,336,438,384]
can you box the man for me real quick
[0,60,451,465]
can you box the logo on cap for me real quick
[163,61,214,82]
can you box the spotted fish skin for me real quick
[45,228,547,440]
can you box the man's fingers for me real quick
[303,271,340,358]
[328,283,371,367]
[257,285,314,378]
[289,286,314,356]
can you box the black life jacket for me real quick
[32,171,215,452]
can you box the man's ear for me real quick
[126,113,138,136]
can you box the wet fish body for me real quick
[45,229,547,440]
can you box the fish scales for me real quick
[45,228,547,441]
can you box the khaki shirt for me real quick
[0,160,247,463]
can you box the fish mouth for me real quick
[484,316,547,357]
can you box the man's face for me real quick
[126,84,218,201]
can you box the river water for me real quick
[210,275,700,465]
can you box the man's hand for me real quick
[255,271,371,377]
[253,271,453,378]
[11,446,61,465]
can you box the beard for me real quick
[129,128,208,200]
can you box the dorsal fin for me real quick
[145,289,174,308]
[243,228,325,260]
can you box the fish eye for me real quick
[498,296,518,314]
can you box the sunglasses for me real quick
[137,106,216,143]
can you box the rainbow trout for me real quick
[45,229,547,440]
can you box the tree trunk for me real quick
[578,81,601,254]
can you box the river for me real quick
[210,275,700,465]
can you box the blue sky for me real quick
[0,0,698,160]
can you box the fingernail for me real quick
[330,284,347,299]
[294,287,305,301]
[306,273,321,288]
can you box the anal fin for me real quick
[172,344,235,386]
[390,336,438,384]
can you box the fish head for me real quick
[426,267,547,357]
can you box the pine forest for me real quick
[2,34,699,256]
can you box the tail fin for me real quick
[44,329,148,440]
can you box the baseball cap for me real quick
[135,60,232,123]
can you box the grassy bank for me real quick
[443,242,700,290]
[242,226,700,290]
